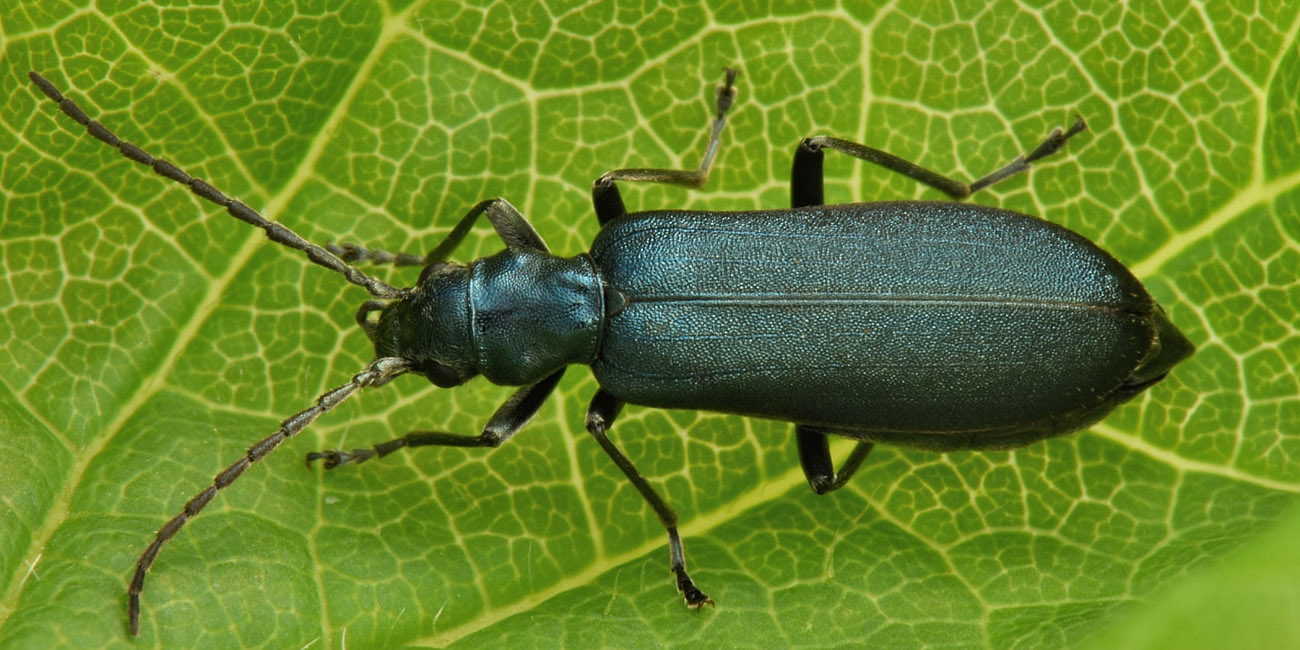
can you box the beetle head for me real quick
[365,262,479,388]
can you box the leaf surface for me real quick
[1,2,1297,648]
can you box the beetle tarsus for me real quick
[678,573,714,609]
[305,447,376,469]
[1024,116,1088,164]
[716,67,738,118]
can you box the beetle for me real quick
[29,67,1193,636]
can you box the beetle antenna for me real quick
[28,71,404,300]
[126,356,410,636]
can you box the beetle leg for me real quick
[332,189,559,264]
[792,117,1087,203]
[424,197,550,260]
[329,197,554,271]
[967,117,1089,194]
[586,390,713,609]
[305,368,565,467]
[592,68,738,225]
[795,426,875,495]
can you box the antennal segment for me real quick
[126,356,410,636]
[28,71,405,300]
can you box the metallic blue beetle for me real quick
[30,68,1192,636]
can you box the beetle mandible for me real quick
[29,67,1194,636]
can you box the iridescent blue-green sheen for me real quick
[587,201,1191,449]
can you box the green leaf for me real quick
[2,1,1297,648]
[1077,500,1300,650]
